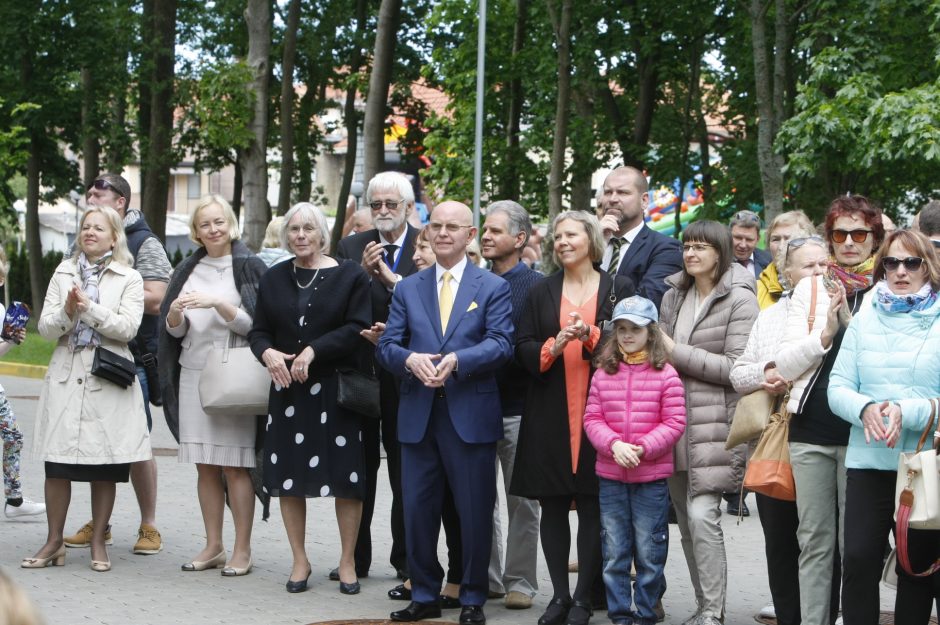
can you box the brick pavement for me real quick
[0,374,898,625]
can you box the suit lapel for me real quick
[442,264,483,345]
[418,269,444,342]
[397,225,419,277]
[620,225,650,267]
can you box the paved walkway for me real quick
[0,374,897,625]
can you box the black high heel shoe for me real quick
[339,580,361,595]
[565,599,594,625]
[286,568,311,593]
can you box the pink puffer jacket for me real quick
[583,361,687,483]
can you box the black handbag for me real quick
[91,346,137,388]
[336,367,381,419]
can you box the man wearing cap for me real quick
[599,166,683,310]
[729,210,771,278]
[63,173,170,555]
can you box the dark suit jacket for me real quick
[615,224,683,309]
[335,225,420,323]
[753,247,772,277]
[376,262,514,445]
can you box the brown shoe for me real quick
[505,590,533,610]
[133,524,162,555]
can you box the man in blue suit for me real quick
[599,166,683,309]
[377,201,514,625]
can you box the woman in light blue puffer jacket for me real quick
[828,229,940,625]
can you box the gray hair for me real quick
[485,199,532,246]
[280,202,331,254]
[729,209,762,231]
[775,235,828,290]
[365,171,415,205]
[551,210,606,265]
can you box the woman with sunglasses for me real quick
[777,195,883,625]
[731,234,844,625]
[828,229,940,625]
[658,220,759,625]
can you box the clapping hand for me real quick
[406,352,442,386]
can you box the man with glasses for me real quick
[729,210,772,278]
[599,166,682,309]
[335,171,421,581]
[377,200,513,624]
[64,173,170,555]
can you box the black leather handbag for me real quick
[91,346,136,388]
[336,367,381,419]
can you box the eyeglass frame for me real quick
[368,199,406,211]
[681,242,715,254]
[830,228,873,244]
[882,256,925,273]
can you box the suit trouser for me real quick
[790,442,846,625]
[402,394,497,606]
[667,471,727,619]
[356,371,407,575]
[488,414,540,596]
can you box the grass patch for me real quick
[0,319,55,366]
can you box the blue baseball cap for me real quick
[611,296,658,327]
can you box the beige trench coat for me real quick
[33,259,152,465]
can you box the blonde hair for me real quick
[551,211,606,265]
[0,570,45,625]
[188,194,241,246]
[72,206,134,266]
[263,216,284,248]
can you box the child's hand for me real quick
[611,441,641,469]
[11,327,26,344]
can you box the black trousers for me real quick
[895,528,940,625]
[356,370,407,576]
[756,493,802,625]
[842,468,896,625]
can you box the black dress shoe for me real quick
[539,597,572,625]
[339,580,361,595]
[285,568,311,593]
[390,601,442,622]
[440,594,461,609]
[460,605,486,625]
[388,583,411,601]
[565,599,593,625]
[329,565,369,580]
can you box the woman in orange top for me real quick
[511,211,635,625]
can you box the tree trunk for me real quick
[232,154,243,217]
[362,0,402,184]
[240,0,272,250]
[569,86,593,213]
[25,134,44,315]
[545,0,573,225]
[750,0,786,221]
[330,0,368,253]
[105,75,129,172]
[141,0,176,242]
[295,88,315,203]
[81,67,100,189]
[138,0,154,200]
[276,0,302,215]
[499,0,528,201]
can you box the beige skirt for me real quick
[177,366,256,467]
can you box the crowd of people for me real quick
[5,168,940,625]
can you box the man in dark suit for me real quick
[377,201,514,625]
[334,172,420,580]
[729,209,772,277]
[599,166,683,309]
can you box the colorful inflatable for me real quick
[646,183,704,237]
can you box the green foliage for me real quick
[5,247,64,306]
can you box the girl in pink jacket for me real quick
[584,296,686,625]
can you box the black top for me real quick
[789,286,870,446]
[494,262,543,416]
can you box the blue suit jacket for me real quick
[376,262,514,445]
[615,224,684,310]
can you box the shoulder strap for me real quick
[807,277,818,332]
[915,397,938,453]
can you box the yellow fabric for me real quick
[757,263,784,310]
[620,347,649,364]
[439,271,454,333]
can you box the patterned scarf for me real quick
[874,280,937,314]
[619,347,649,365]
[68,252,111,351]
[828,256,875,295]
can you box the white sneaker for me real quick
[4,498,46,519]
[758,602,776,619]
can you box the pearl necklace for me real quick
[293,263,320,289]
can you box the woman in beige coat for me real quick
[23,205,150,573]
[659,220,759,625]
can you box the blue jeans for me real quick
[599,477,669,625]
[136,366,152,432]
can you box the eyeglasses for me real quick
[882,256,924,272]
[784,236,825,265]
[682,243,715,254]
[830,229,872,244]
[89,179,126,199]
[369,199,405,211]
[428,222,473,234]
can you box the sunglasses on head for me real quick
[830,229,872,244]
[89,179,126,199]
[784,235,825,264]
[882,256,924,272]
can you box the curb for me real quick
[0,362,47,379]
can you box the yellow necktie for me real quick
[439,271,454,333]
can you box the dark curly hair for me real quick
[593,321,669,374]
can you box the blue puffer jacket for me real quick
[828,289,940,470]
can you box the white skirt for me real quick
[177,366,256,467]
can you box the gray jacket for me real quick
[660,264,759,497]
